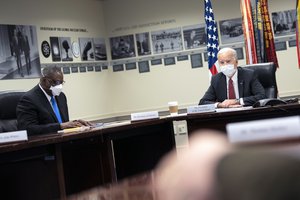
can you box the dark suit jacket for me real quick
[17,85,69,136]
[199,67,266,106]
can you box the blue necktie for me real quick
[51,96,63,123]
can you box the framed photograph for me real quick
[50,37,61,62]
[138,61,150,73]
[1,24,41,80]
[219,18,243,44]
[151,28,183,54]
[151,58,162,66]
[93,37,107,60]
[79,37,95,61]
[190,53,203,68]
[164,57,176,66]
[234,48,244,60]
[110,35,136,60]
[183,24,207,50]
[60,37,73,61]
[113,64,124,72]
[125,62,137,70]
[135,32,151,56]
[272,9,296,37]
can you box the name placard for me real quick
[227,116,300,143]
[0,130,28,144]
[187,104,215,114]
[131,111,159,121]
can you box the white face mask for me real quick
[220,64,236,77]
[50,84,63,96]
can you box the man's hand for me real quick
[60,119,93,129]
[217,99,241,108]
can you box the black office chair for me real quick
[243,62,278,98]
[0,91,25,133]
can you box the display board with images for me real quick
[183,24,207,50]
[151,28,183,54]
[93,37,107,60]
[0,24,41,80]
[110,35,136,60]
[219,18,243,44]
[272,9,296,37]
[60,37,73,62]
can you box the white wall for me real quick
[0,0,299,121]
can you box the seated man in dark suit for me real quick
[199,47,266,108]
[17,66,92,136]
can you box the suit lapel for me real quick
[35,85,59,122]
[237,68,245,98]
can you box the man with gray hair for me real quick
[199,47,266,108]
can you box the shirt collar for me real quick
[39,84,52,102]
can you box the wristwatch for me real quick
[235,99,240,104]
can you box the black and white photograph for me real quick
[0,24,41,80]
[60,37,73,62]
[183,24,207,50]
[93,37,107,60]
[135,32,151,56]
[110,35,136,60]
[151,28,183,54]
[50,37,61,62]
[272,9,296,37]
[219,18,243,44]
[79,37,95,61]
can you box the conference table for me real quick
[0,103,299,200]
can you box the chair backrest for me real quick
[243,62,278,98]
[0,91,25,133]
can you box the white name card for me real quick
[227,116,300,143]
[0,130,28,144]
[187,104,215,114]
[131,111,159,121]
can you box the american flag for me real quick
[204,0,219,75]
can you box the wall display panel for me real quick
[113,64,124,72]
[71,66,78,73]
[138,61,150,73]
[79,37,95,61]
[275,41,287,51]
[177,55,189,61]
[151,28,183,54]
[50,37,61,62]
[95,65,102,72]
[0,24,41,80]
[151,59,162,66]
[41,41,51,58]
[125,62,137,70]
[234,47,244,60]
[135,32,151,56]
[79,66,87,73]
[71,41,80,58]
[164,57,176,66]
[183,24,207,50]
[219,18,243,44]
[190,53,203,68]
[272,9,296,37]
[110,35,136,60]
[288,40,297,47]
[63,67,70,74]
[87,65,94,72]
[60,37,73,62]
[102,65,108,70]
[93,38,107,61]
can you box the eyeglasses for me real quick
[47,78,65,86]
